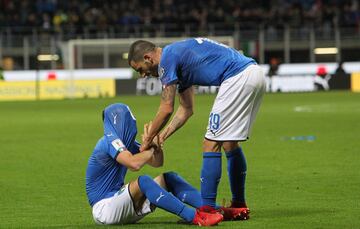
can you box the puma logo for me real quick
[156,192,165,203]
[112,113,117,124]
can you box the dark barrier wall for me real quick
[115,79,137,95]
[329,73,351,90]
[116,78,219,96]
[115,74,354,96]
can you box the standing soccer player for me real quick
[85,103,223,226]
[128,38,266,220]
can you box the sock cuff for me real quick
[203,152,222,158]
[225,147,242,158]
[179,205,196,222]
[163,171,176,191]
[138,175,152,193]
[163,171,176,183]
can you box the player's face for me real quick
[130,60,159,78]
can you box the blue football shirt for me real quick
[158,38,256,91]
[85,103,140,206]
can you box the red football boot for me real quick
[192,209,224,226]
[199,204,250,221]
[218,206,250,220]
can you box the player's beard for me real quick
[149,64,159,77]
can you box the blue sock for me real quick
[200,152,222,208]
[226,147,247,203]
[164,171,202,208]
[138,175,195,222]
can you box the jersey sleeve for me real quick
[108,138,127,159]
[159,48,179,86]
[103,118,127,159]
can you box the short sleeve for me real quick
[108,138,127,159]
[159,48,179,86]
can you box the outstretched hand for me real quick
[140,122,152,151]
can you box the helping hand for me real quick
[140,122,153,151]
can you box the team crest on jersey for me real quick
[115,185,127,196]
[158,67,165,78]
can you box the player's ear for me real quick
[143,53,153,63]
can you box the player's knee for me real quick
[163,171,177,184]
[138,175,154,192]
[163,171,178,182]
[163,171,177,177]
[222,141,239,152]
[139,175,152,183]
[162,171,178,192]
[202,139,222,152]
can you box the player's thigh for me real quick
[205,71,254,141]
[246,65,266,135]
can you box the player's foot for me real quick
[218,206,250,220]
[199,205,250,221]
[192,209,224,226]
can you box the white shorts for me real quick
[205,64,266,141]
[92,184,154,225]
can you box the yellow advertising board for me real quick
[351,72,360,92]
[0,81,37,100]
[0,79,115,101]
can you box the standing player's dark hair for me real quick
[128,40,156,65]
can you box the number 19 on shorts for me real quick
[209,113,221,131]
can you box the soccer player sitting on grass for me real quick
[85,103,223,226]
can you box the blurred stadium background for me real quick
[0,0,360,100]
[1,0,360,228]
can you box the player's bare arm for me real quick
[141,84,177,151]
[160,86,194,143]
[116,148,155,171]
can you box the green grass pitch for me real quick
[1,91,359,228]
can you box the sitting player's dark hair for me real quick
[128,40,156,65]
[102,110,105,122]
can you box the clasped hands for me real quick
[140,121,164,152]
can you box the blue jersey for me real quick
[86,104,140,207]
[158,38,256,91]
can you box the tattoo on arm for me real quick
[161,85,176,103]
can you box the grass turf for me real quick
[0,91,359,228]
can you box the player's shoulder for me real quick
[165,38,194,52]
[93,136,109,153]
